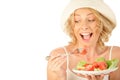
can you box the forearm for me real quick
[47,71,66,80]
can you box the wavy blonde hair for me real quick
[63,8,116,48]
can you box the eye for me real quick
[75,20,81,23]
[88,19,95,22]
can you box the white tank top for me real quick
[63,46,113,80]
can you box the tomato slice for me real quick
[85,64,94,71]
[81,49,87,55]
[93,62,99,68]
[97,61,108,70]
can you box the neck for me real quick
[86,46,98,57]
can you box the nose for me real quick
[81,21,89,30]
[81,27,88,30]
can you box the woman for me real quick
[47,0,120,80]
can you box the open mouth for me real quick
[80,33,93,40]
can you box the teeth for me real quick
[81,33,91,36]
[80,33,92,40]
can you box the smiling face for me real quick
[73,8,102,47]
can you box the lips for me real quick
[80,33,93,40]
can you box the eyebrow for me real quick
[74,13,94,16]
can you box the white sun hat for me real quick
[61,0,116,28]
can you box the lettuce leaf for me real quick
[107,59,119,69]
[96,57,106,62]
[96,57,119,69]
[76,60,87,69]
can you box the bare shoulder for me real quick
[112,46,120,59]
[49,47,66,56]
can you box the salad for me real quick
[75,57,119,71]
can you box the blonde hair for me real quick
[63,8,116,48]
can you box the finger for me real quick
[99,74,105,80]
[49,54,61,61]
[76,73,85,77]
[48,55,62,68]
[55,58,66,68]
[50,56,64,66]
[90,74,104,80]
[51,58,66,71]
[90,74,97,80]
[49,55,66,69]
[85,74,91,80]
[49,54,66,61]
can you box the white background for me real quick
[0,0,120,80]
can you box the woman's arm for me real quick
[47,48,67,80]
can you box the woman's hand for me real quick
[47,54,67,79]
[85,74,105,80]
[76,72,105,80]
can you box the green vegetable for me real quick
[76,60,87,69]
[107,59,119,69]
[96,57,106,62]
[76,57,119,70]
[106,60,111,68]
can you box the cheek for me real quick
[73,27,80,38]
[73,28,78,37]
[96,26,102,33]
[74,25,79,33]
[94,27,101,37]
[93,22,102,34]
